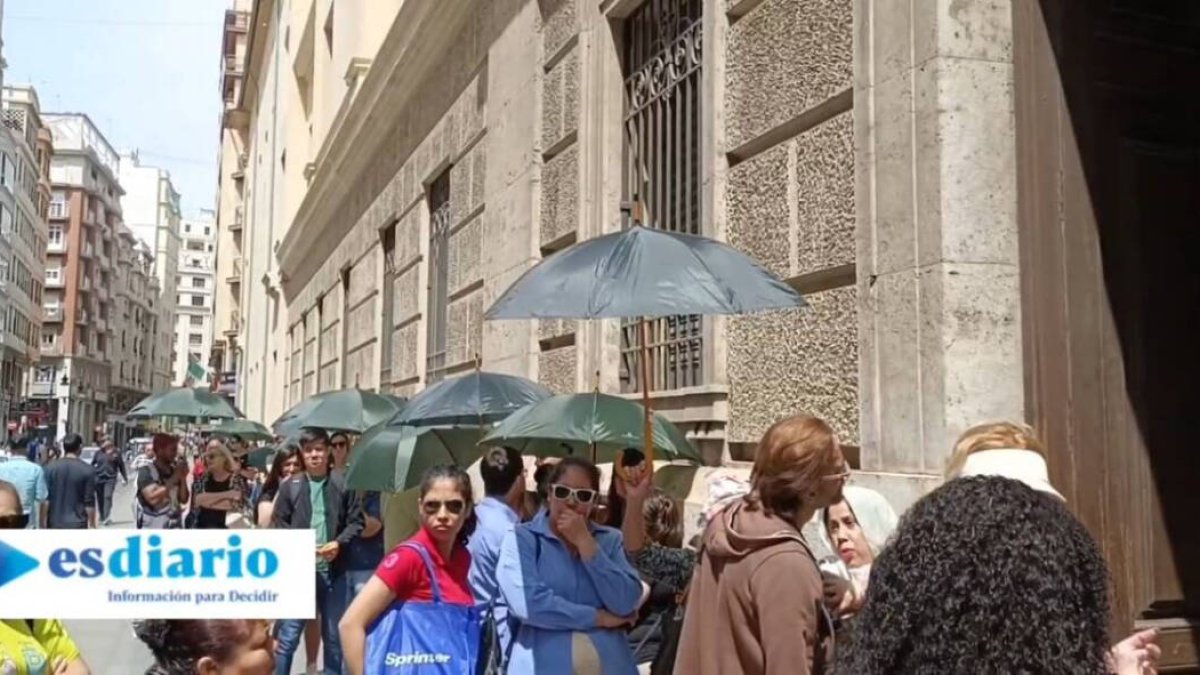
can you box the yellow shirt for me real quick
[0,620,81,675]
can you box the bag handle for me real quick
[399,542,443,604]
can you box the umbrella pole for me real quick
[640,318,653,462]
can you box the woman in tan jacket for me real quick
[674,415,849,675]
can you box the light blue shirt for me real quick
[497,510,642,675]
[468,496,521,655]
[0,456,48,528]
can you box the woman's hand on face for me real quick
[556,509,595,550]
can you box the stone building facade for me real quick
[223,0,1023,512]
[173,212,217,385]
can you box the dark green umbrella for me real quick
[240,446,276,472]
[127,388,242,421]
[390,371,552,427]
[207,419,273,442]
[344,425,490,493]
[272,389,406,436]
[479,392,700,465]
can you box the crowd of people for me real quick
[0,416,1165,675]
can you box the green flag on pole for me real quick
[187,360,206,384]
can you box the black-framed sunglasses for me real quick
[551,484,597,505]
[0,513,30,530]
[421,499,466,516]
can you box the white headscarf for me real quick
[815,485,899,566]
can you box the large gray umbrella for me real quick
[272,389,406,436]
[127,388,242,421]
[485,224,805,319]
[390,370,552,427]
[485,224,804,472]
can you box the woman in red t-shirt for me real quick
[338,464,477,675]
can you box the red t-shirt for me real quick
[374,527,474,605]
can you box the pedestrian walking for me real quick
[467,447,527,664]
[674,414,848,675]
[44,433,96,529]
[837,476,1159,675]
[271,428,364,675]
[330,436,385,627]
[497,456,646,675]
[135,434,189,529]
[90,441,127,526]
[0,436,48,529]
[339,465,480,675]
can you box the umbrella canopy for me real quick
[485,225,805,320]
[344,425,491,493]
[243,446,277,472]
[127,388,242,421]
[272,389,406,435]
[480,392,701,465]
[207,419,273,443]
[390,371,553,427]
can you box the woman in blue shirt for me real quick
[498,457,646,675]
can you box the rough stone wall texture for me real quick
[542,48,580,150]
[448,216,483,294]
[726,0,853,149]
[319,363,338,392]
[540,0,577,59]
[540,144,578,244]
[392,267,421,326]
[343,341,376,391]
[391,322,420,383]
[728,286,859,444]
[451,144,488,226]
[447,292,484,366]
[538,344,577,394]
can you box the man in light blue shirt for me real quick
[0,436,47,528]
[468,446,527,659]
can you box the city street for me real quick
[63,482,318,674]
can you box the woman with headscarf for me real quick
[816,486,898,620]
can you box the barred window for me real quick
[425,169,452,384]
[620,0,704,393]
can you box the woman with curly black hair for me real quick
[840,476,1126,674]
[133,619,274,674]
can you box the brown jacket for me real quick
[674,501,834,675]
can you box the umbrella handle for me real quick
[618,318,656,484]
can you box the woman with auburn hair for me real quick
[675,415,848,675]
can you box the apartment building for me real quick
[37,114,128,441]
[211,0,251,406]
[119,151,181,391]
[107,223,159,446]
[0,84,51,441]
[174,211,217,385]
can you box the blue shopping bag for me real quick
[364,542,482,675]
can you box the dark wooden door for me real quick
[1014,0,1200,669]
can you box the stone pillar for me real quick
[855,0,1022,509]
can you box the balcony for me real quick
[76,308,90,324]
[224,54,244,76]
[78,275,92,292]
[40,342,62,358]
[223,311,242,337]
[48,203,68,220]
[43,306,63,322]
[48,239,67,254]
[229,207,243,232]
[45,272,64,289]
[95,315,108,333]
[97,285,109,302]
[225,9,249,32]
[80,241,95,258]
[227,257,243,284]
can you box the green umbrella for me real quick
[207,419,273,442]
[272,389,406,436]
[127,388,242,421]
[479,392,701,465]
[345,425,490,492]
[243,446,276,472]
